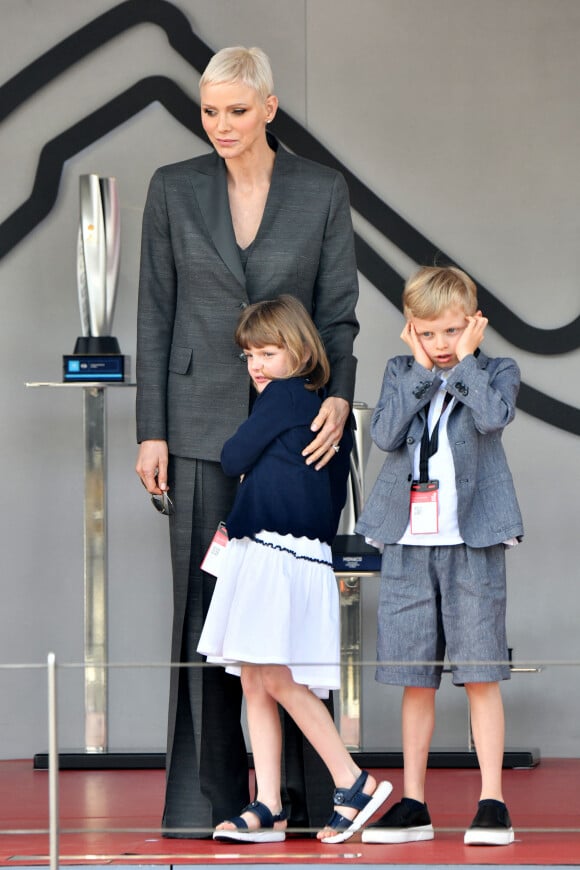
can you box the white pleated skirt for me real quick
[197,530,340,698]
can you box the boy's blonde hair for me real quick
[199,46,274,102]
[403,266,478,320]
[235,295,330,391]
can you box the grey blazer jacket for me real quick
[356,351,524,548]
[136,135,359,461]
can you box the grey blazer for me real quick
[356,351,524,548]
[136,135,359,461]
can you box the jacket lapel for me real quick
[250,134,287,242]
[188,156,246,289]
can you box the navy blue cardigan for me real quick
[221,377,352,543]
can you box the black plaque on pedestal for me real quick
[64,336,128,382]
[333,534,382,573]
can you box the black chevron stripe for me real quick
[0,0,578,434]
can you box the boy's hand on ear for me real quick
[400,321,433,370]
[457,312,488,360]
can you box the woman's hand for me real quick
[136,439,169,494]
[302,396,350,470]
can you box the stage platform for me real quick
[1,758,579,867]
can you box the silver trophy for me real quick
[339,401,374,534]
[65,175,125,380]
[75,173,120,354]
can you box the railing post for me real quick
[47,652,59,870]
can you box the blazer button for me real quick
[407,436,415,445]
[239,301,248,309]
[407,473,412,482]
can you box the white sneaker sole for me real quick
[464,826,514,846]
[362,824,434,844]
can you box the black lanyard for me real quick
[418,393,452,483]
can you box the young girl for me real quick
[197,295,391,844]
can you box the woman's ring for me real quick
[333,444,340,453]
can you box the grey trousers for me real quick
[162,457,333,837]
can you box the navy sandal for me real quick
[320,771,393,844]
[213,800,288,843]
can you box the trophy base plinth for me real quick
[73,335,121,355]
[63,348,130,383]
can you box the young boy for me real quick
[356,265,523,846]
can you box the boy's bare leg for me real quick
[465,681,505,801]
[401,686,436,802]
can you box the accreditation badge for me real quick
[410,481,439,535]
[201,521,229,576]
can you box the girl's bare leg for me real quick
[260,665,380,839]
[215,664,286,833]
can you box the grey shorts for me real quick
[376,543,510,688]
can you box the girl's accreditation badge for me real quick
[201,521,229,576]
[410,481,439,534]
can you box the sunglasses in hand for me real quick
[150,491,175,516]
